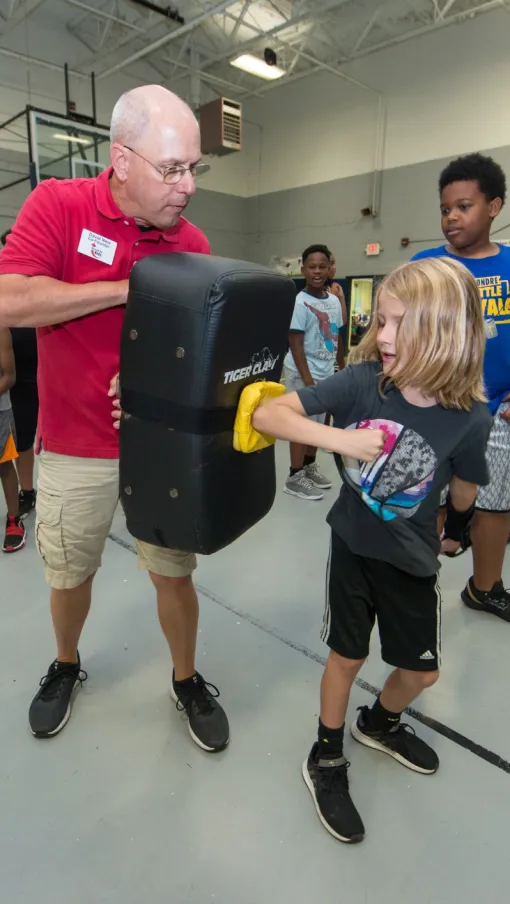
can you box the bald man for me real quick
[0,86,230,753]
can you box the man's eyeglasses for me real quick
[123,145,210,185]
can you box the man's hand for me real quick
[500,394,510,421]
[108,373,121,430]
[333,427,385,462]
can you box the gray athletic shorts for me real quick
[440,402,510,512]
[283,366,327,424]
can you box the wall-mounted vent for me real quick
[199,97,242,157]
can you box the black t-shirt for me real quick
[10,328,38,384]
[298,362,492,576]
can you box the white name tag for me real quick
[78,229,117,266]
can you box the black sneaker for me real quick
[351,706,439,775]
[3,515,27,553]
[29,657,87,738]
[171,671,229,753]
[302,743,365,843]
[19,489,36,517]
[461,577,510,622]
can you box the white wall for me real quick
[243,8,510,196]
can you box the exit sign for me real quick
[366,242,381,256]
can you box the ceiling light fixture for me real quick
[52,133,92,144]
[230,53,285,80]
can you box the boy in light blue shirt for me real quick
[284,244,344,500]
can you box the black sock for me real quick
[289,467,302,476]
[365,696,401,733]
[173,670,197,689]
[20,488,35,497]
[317,719,345,759]
[303,454,316,468]
[470,577,496,597]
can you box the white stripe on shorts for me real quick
[434,577,442,669]
[321,538,333,644]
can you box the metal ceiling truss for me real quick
[0,0,506,109]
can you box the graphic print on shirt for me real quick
[342,418,438,521]
[477,274,510,327]
[304,301,340,359]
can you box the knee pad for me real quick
[119,252,296,554]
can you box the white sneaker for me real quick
[284,470,324,501]
[304,462,333,490]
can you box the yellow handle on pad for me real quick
[233,381,285,453]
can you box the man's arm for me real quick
[0,328,15,395]
[288,332,314,386]
[0,180,129,327]
[0,274,129,328]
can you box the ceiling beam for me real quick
[170,0,355,84]
[0,0,46,34]
[438,0,458,18]
[96,0,241,79]
[63,0,145,31]
[228,0,251,42]
[349,0,505,59]
[350,9,380,57]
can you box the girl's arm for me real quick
[252,391,384,462]
[440,476,478,556]
[449,475,478,511]
[0,328,15,396]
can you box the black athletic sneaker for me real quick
[29,657,87,738]
[171,671,229,752]
[302,743,365,843]
[19,489,36,517]
[351,706,439,774]
[461,577,510,622]
[2,515,26,553]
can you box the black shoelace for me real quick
[382,721,418,756]
[319,759,352,798]
[174,676,220,716]
[38,663,87,701]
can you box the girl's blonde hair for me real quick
[350,257,486,410]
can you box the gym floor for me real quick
[1,444,509,904]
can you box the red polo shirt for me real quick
[0,168,210,458]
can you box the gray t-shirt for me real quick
[298,361,492,576]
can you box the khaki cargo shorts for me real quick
[36,451,197,590]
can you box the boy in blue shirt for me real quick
[283,244,344,501]
[413,153,510,621]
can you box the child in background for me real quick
[254,257,491,843]
[0,327,26,552]
[283,244,344,501]
[412,153,510,620]
[326,253,347,328]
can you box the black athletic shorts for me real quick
[321,531,441,672]
[10,381,38,453]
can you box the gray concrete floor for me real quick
[1,444,510,904]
